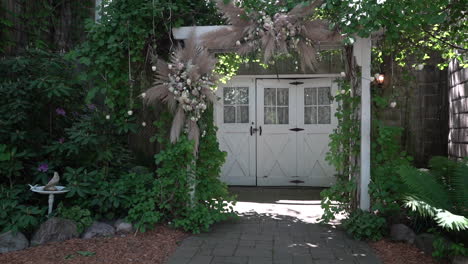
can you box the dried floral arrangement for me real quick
[202,0,341,71]
[144,34,218,153]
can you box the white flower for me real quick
[127,110,133,116]
[168,86,174,92]
[174,90,179,95]
[370,77,375,82]
[236,40,241,46]
[341,90,346,95]
[417,64,424,70]
[142,122,146,127]
[186,79,191,85]
[340,72,346,77]
[190,116,196,121]
[168,64,173,69]
[151,66,157,71]
[105,115,110,120]
[390,101,397,108]
[141,92,146,98]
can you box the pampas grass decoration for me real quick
[202,0,341,71]
[144,32,218,155]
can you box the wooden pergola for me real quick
[173,26,372,210]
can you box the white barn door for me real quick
[215,77,337,186]
[215,78,256,185]
[256,79,299,185]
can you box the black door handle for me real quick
[259,126,262,136]
[250,126,260,135]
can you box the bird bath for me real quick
[29,185,69,215]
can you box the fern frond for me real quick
[398,165,451,210]
[404,197,468,231]
[404,196,437,218]
[434,209,468,231]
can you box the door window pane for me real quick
[264,107,276,124]
[277,88,289,106]
[277,107,289,124]
[304,87,331,124]
[263,88,289,124]
[304,88,317,105]
[224,106,235,123]
[317,87,331,105]
[304,106,317,124]
[264,88,276,106]
[223,87,249,123]
[318,106,331,124]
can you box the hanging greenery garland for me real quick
[202,0,342,71]
[144,34,218,154]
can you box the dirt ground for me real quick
[0,225,187,264]
[371,239,445,264]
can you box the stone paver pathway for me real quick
[166,188,381,264]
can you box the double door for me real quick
[215,78,337,186]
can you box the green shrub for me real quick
[342,210,386,241]
[0,185,45,233]
[57,204,93,233]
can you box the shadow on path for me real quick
[166,187,381,264]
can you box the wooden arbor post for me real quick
[353,37,372,211]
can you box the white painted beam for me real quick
[353,37,372,211]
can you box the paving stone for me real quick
[238,240,255,247]
[166,256,191,264]
[212,256,248,264]
[292,255,315,264]
[235,246,272,257]
[248,256,273,264]
[189,255,213,264]
[212,245,237,256]
[197,247,214,256]
[173,246,199,259]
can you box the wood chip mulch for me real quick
[370,239,446,264]
[0,225,188,264]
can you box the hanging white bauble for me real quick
[127,110,133,116]
[105,115,110,120]
[390,101,397,108]
[151,66,157,71]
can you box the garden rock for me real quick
[390,224,416,244]
[453,255,468,264]
[414,233,435,255]
[31,217,78,246]
[114,219,133,233]
[0,231,29,253]
[82,221,115,239]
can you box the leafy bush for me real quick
[398,157,468,231]
[432,235,468,259]
[342,210,386,241]
[57,204,93,233]
[0,185,45,233]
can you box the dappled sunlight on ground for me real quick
[230,187,344,225]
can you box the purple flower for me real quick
[87,104,96,110]
[58,137,65,144]
[56,108,66,116]
[37,163,49,173]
